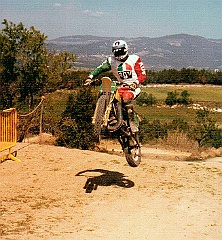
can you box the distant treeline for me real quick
[62,68,222,89]
[144,68,221,85]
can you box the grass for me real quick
[42,90,76,129]
[44,90,74,116]
[142,84,222,104]
[135,105,194,121]
[137,84,222,125]
[42,84,222,130]
[135,105,222,126]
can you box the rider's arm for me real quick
[134,57,146,84]
[88,58,111,79]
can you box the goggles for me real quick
[112,47,126,57]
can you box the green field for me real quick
[136,84,222,125]
[44,85,222,127]
[141,84,222,103]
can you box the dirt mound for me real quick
[0,143,222,239]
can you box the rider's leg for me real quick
[118,88,139,133]
[124,101,139,133]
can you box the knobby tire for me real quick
[94,95,106,143]
[123,134,141,167]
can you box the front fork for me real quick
[118,124,140,150]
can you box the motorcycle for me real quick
[86,77,141,167]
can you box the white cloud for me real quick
[83,9,106,17]
[53,3,62,8]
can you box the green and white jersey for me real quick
[89,55,146,85]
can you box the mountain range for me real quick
[46,34,222,71]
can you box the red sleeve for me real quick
[134,57,146,83]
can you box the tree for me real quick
[0,19,75,109]
[0,21,19,108]
[46,51,76,92]
[17,27,49,107]
[0,19,48,108]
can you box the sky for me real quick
[1,0,221,40]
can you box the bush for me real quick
[165,91,178,107]
[190,109,222,148]
[56,87,97,150]
[167,118,189,132]
[140,119,168,143]
[139,115,221,149]
[165,90,192,106]
[178,90,192,105]
[136,92,156,106]
[140,118,189,145]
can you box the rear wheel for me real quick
[94,95,106,142]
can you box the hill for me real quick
[46,34,222,70]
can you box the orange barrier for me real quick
[0,108,20,162]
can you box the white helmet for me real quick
[112,40,128,61]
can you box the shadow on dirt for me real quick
[76,169,135,193]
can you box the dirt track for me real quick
[0,142,222,240]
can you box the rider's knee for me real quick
[122,91,134,102]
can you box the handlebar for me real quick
[84,78,137,90]
[85,78,123,86]
[84,78,100,86]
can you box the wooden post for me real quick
[39,96,45,144]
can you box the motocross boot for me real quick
[125,103,139,133]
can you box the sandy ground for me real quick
[0,140,222,240]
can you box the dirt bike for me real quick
[85,77,141,167]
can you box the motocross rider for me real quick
[85,40,146,133]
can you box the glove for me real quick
[129,82,138,91]
[84,78,92,86]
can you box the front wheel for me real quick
[124,143,141,167]
[120,133,141,167]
